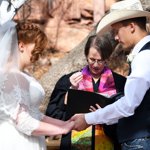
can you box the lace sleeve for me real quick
[0,71,40,135]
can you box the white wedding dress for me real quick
[0,70,46,150]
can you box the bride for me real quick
[0,1,74,150]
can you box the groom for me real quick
[71,0,150,149]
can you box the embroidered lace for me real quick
[0,71,45,135]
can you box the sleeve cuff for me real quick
[15,111,40,136]
[85,111,97,125]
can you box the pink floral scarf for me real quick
[78,65,116,96]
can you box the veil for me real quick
[0,0,28,71]
[0,21,19,71]
[0,0,27,25]
[0,0,26,71]
[0,0,15,25]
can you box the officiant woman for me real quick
[46,33,126,150]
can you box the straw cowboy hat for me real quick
[96,0,150,35]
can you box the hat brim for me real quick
[96,10,150,35]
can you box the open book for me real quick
[65,89,123,119]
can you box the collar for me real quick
[131,35,150,55]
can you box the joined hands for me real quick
[70,114,90,131]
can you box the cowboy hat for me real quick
[96,0,150,35]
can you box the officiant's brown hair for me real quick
[84,32,118,61]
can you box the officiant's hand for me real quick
[89,103,101,112]
[70,114,90,131]
[69,72,83,89]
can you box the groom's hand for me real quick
[70,114,90,131]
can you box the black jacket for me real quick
[45,71,126,150]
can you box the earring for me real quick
[19,49,24,53]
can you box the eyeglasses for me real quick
[88,58,105,65]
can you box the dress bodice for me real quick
[21,72,45,119]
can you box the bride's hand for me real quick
[62,120,74,134]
